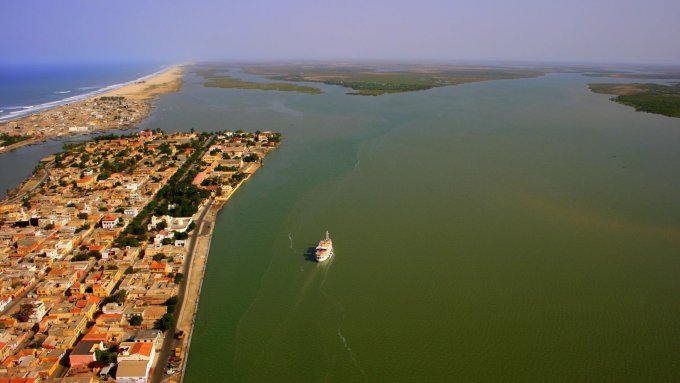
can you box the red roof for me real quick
[130,342,153,357]
[149,261,166,269]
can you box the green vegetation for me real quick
[244,65,544,96]
[165,296,179,313]
[117,135,209,246]
[102,290,127,305]
[95,349,117,364]
[129,315,143,326]
[174,272,184,284]
[215,164,238,172]
[0,133,32,146]
[589,83,680,118]
[156,313,175,331]
[197,69,322,94]
[583,72,680,79]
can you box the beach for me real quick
[0,65,185,153]
[98,65,184,100]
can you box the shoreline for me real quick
[0,64,185,154]
[158,166,257,383]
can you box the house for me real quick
[101,215,118,229]
[76,175,95,188]
[124,207,139,216]
[27,300,48,322]
[116,341,155,383]
[147,215,192,233]
[68,340,104,368]
[141,306,166,321]
[117,342,154,362]
[116,360,152,383]
[134,329,161,346]
[0,297,12,311]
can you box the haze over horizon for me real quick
[1,0,679,66]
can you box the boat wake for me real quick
[337,319,367,379]
[288,232,294,251]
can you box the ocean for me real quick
[0,62,168,199]
[0,62,168,122]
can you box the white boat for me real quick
[315,230,334,262]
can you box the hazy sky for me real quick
[2,0,679,65]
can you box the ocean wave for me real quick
[78,86,100,90]
[54,90,71,94]
[0,65,171,123]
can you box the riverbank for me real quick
[0,128,279,382]
[0,65,185,154]
[157,164,260,383]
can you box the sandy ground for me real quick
[100,65,185,100]
[0,65,185,155]
[162,171,258,383]
[162,200,221,383]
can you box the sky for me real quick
[1,0,679,65]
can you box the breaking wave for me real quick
[0,66,171,123]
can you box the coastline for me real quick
[158,165,258,383]
[0,64,185,154]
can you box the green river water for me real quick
[138,68,680,382]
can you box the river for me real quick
[5,66,680,382]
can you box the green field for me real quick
[590,83,680,118]
[584,72,680,79]
[245,65,544,96]
[197,69,322,94]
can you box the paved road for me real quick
[150,198,213,383]
[2,162,52,206]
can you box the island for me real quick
[242,63,546,95]
[197,68,322,94]
[589,83,680,118]
[0,129,281,381]
[0,65,185,154]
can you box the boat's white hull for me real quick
[316,249,334,263]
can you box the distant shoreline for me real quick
[0,64,185,154]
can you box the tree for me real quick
[77,212,88,220]
[156,313,175,331]
[187,222,196,232]
[153,253,166,261]
[164,296,179,313]
[243,153,259,163]
[87,250,101,259]
[129,315,143,326]
[174,273,184,284]
[103,290,127,305]
[43,223,55,230]
[95,349,117,364]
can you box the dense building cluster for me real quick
[0,96,149,143]
[0,129,279,381]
